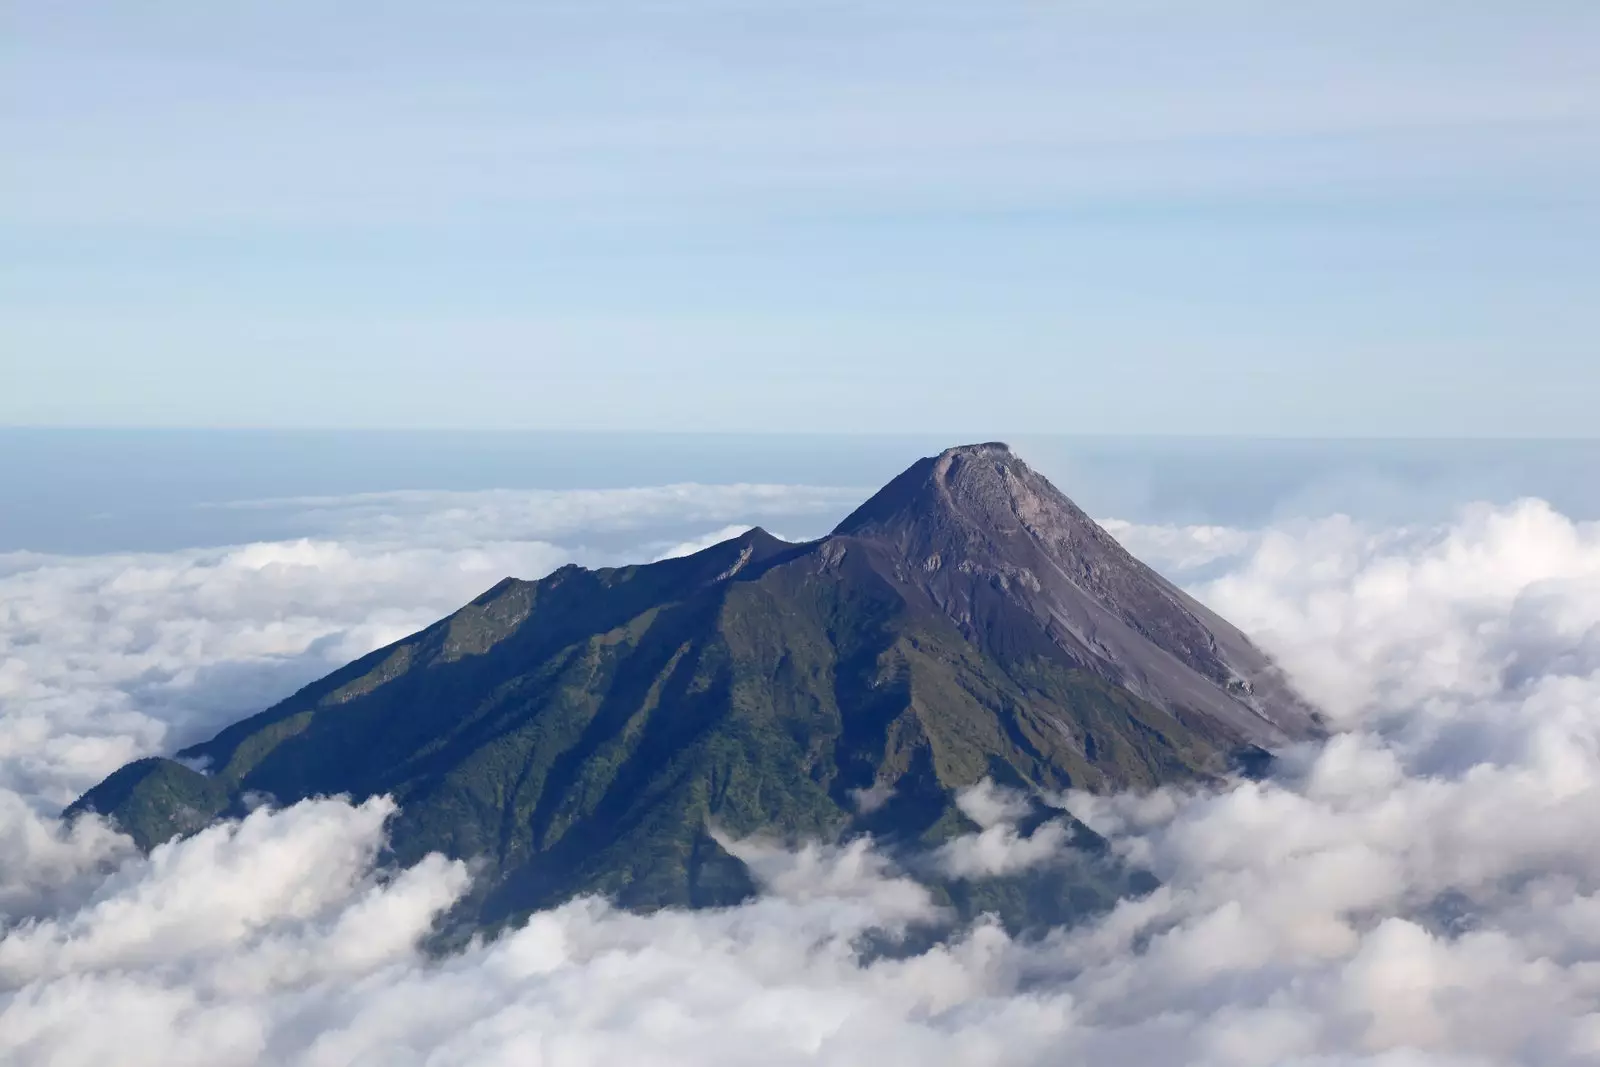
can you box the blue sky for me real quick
[4,1,1597,434]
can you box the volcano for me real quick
[71,443,1320,930]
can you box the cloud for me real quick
[6,494,1600,1063]
[213,484,859,549]
[935,819,1073,882]
[654,525,757,562]
[1099,518,1258,576]
[848,783,894,815]
[0,791,134,924]
[1197,499,1600,730]
[930,780,1078,880]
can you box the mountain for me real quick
[69,443,1321,933]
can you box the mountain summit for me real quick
[70,444,1320,930]
[832,442,1315,747]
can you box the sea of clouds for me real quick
[4,486,1600,1065]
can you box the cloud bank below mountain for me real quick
[4,491,1600,1065]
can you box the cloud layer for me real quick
[5,492,1600,1064]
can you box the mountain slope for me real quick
[69,444,1320,930]
[831,442,1318,745]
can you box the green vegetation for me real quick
[70,527,1233,934]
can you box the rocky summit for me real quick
[70,443,1322,934]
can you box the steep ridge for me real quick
[69,444,1321,932]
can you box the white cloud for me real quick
[848,783,894,815]
[952,780,1032,831]
[0,791,134,924]
[1198,499,1600,730]
[7,494,1600,1063]
[1099,518,1258,576]
[932,780,1075,879]
[653,525,757,562]
[935,819,1073,881]
[216,484,859,549]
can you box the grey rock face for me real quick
[832,442,1323,747]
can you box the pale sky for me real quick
[4,2,1598,434]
